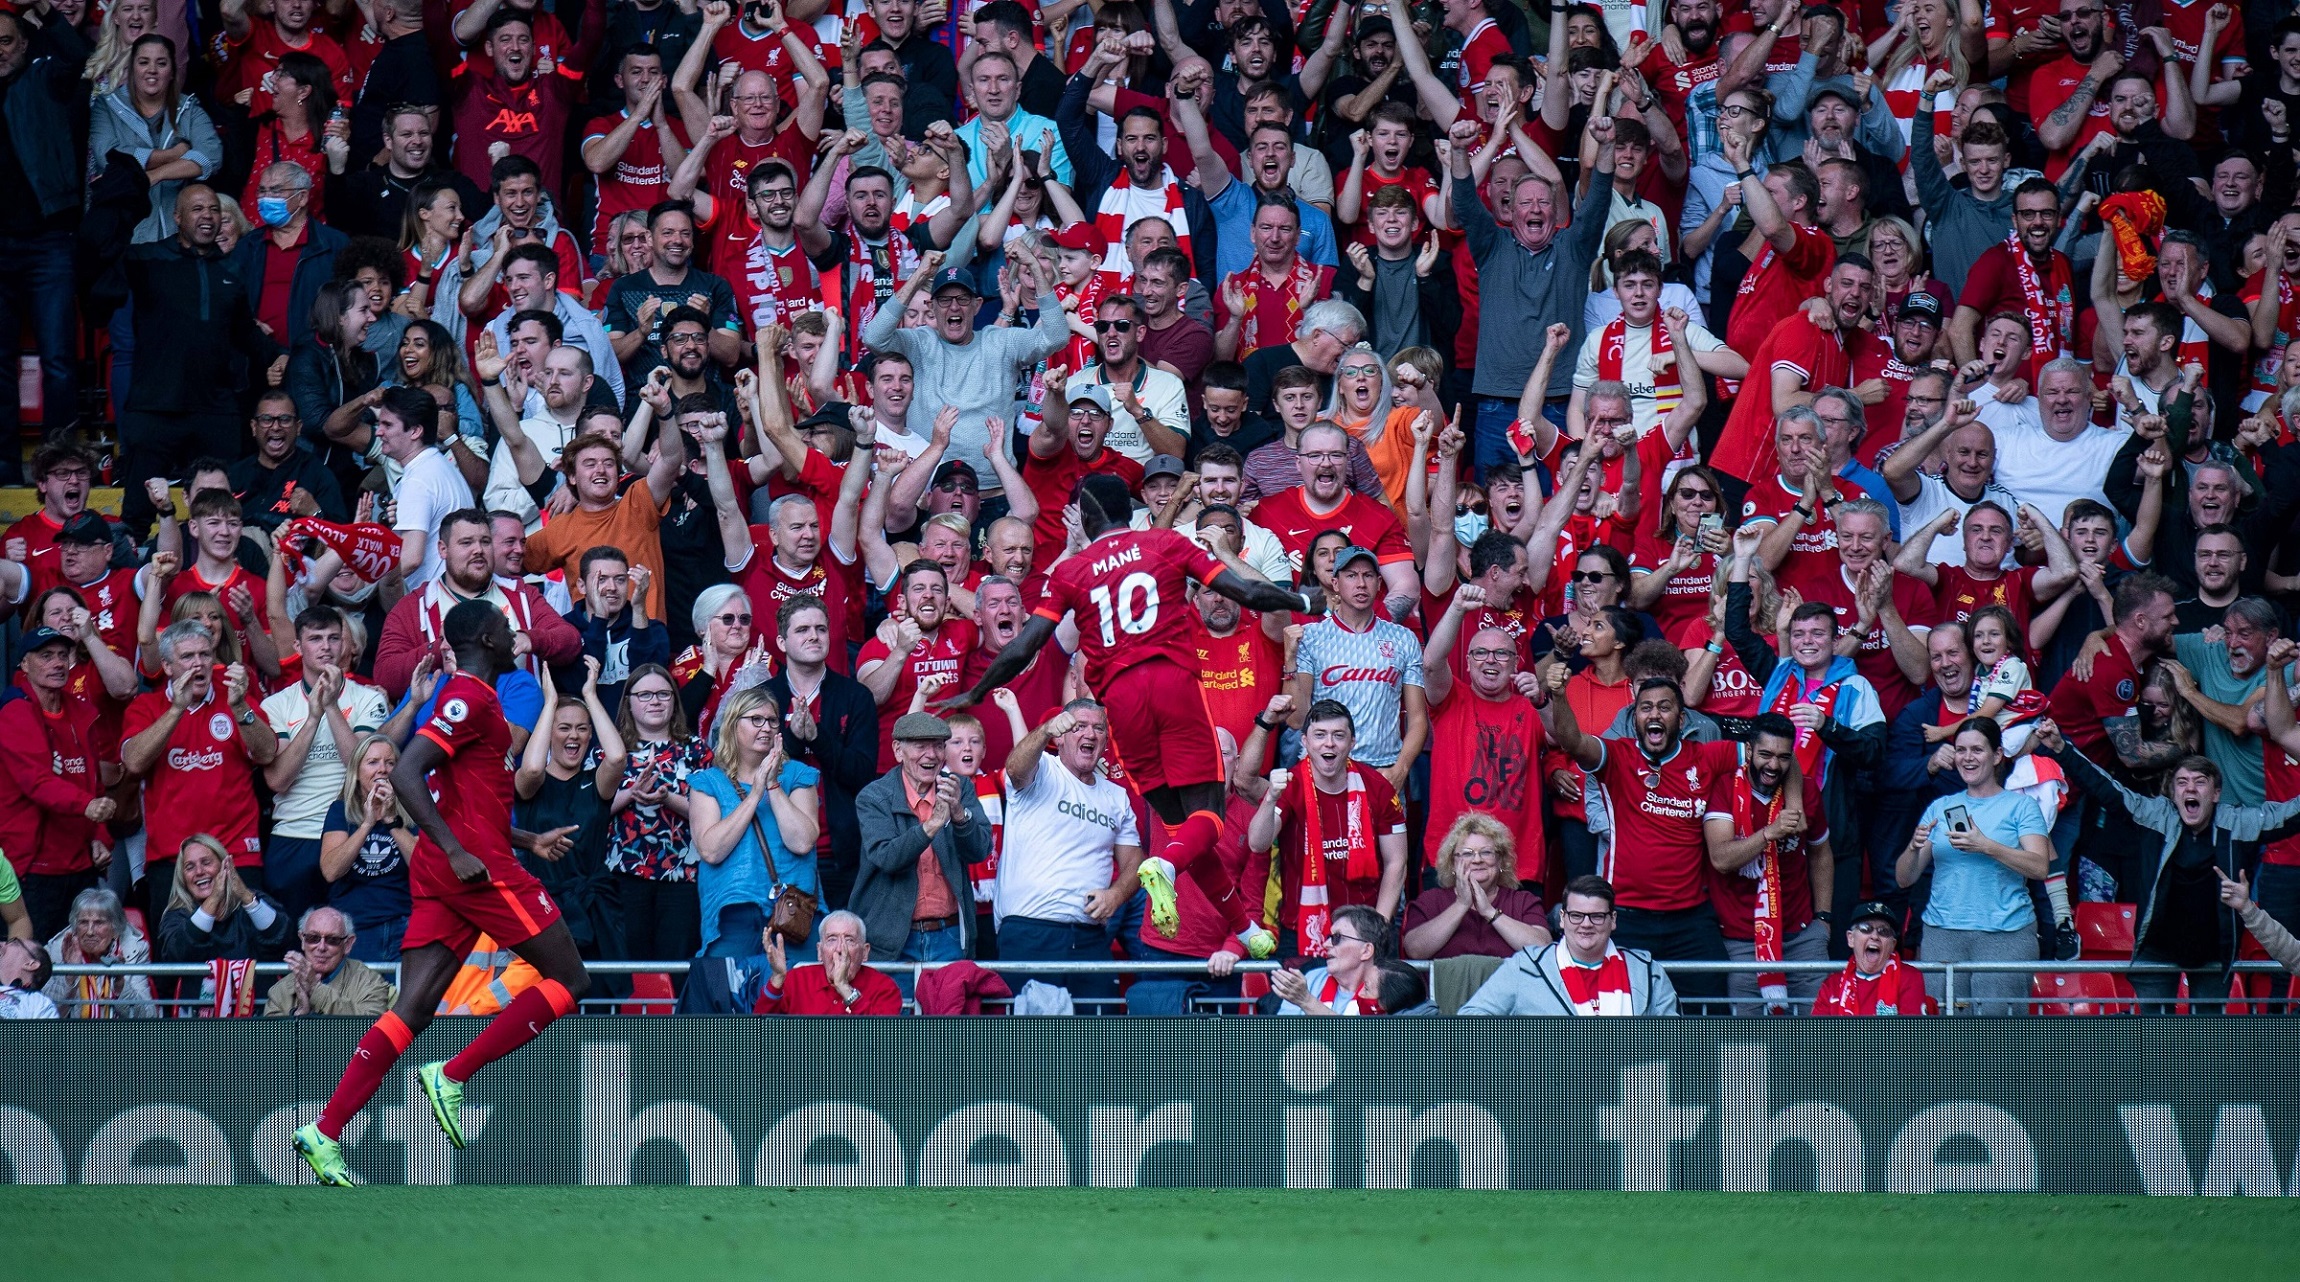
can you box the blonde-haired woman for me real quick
[320,733,418,961]
[1401,814,1553,959]
[1870,0,1985,169]
[156,834,292,963]
[688,685,821,958]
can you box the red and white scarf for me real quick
[207,958,259,1018]
[1055,272,1110,372]
[1596,315,1696,466]
[829,228,920,349]
[1295,767,1376,957]
[1767,675,1843,786]
[1231,256,1324,356]
[1729,763,1791,1013]
[1316,971,1379,1015]
[1559,944,1635,1016]
[2008,232,2073,366]
[284,518,402,583]
[1094,165,1191,280]
[1814,955,1913,1015]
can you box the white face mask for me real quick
[1454,511,1490,545]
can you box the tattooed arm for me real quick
[2105,713,2187,773]
[2038,53,2120,152]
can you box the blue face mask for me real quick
[256,197,293,227]
[1454,511,1490,545]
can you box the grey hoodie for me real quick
[1458,942,1681,1016]
[1911,106,2015,300]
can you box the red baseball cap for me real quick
[1051,223,1109,258]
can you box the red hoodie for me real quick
[372,577,584,700]
[0,683,109,877]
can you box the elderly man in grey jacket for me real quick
[1461,876,1681,1016]
[852,713,992,968]
[862,252,1068,496]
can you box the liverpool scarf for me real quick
[1229,256,1324,356]
[1765,671,1844,785]
[1093,165,1190,280]
[1814,955,1913,1015]
[2007,232,2073,367]
[1729,763,1791,1013]
[830,229,920,347]
[1295,767,1375,956]
[285,518,403,583]
[1559,945,1635,1015]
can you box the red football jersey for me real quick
[412,672,521,894]
[856,619,978,767]
[122,687,268,866]
[1035,528,1224,690]
[1591,736,1736,912]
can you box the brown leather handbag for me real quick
[748,798,818,945]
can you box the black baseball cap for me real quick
[795,402,853,433]
[931,459,979,488]
[17,627,73,656]
[1848,901,1899,935]
[55,512,113,546]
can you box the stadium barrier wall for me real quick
[5,1019,2299,1192]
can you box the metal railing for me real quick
[42,957,2300,1017]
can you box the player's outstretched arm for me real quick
[936,614,1060,711]
[1209,568,1322,618]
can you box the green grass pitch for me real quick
[12,1187,2299,1280]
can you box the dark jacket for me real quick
[1057,71,1221,287]
[228,442,350,528]
[346,32,444,167]
[329,162,483,244]
[850,767,990,958]
[230,218,349,357]
[1880,688,1970,801]
[121,236,270,415]
[766,669,879,882]
[285,335,381,454]
[0,13,91,220]
[158,896,294,963]
[1339,262,1464,380]
[554,604,671,720]
[2052,744,2300,976]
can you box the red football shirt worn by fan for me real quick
[1021,447,1145,575]
[1250,487,1412,581]
[1714,311,1882,483]
[1795,560,1940,717]
[1426,687,1548,879]
[1705,773,1826,941]
[123,685,269,867]
[219,23,356,113]
[2029,55,2117,177]
[1725,223,1835,355]
[1590,736,1736,912]
[2046,631,2144,758]
[1739,469,1872,593]
[1192,617,1285,773]
[856,619,978,767]
[733,538,859,675]
[1248,767,1406,930]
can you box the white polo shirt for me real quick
[259,679,390,840]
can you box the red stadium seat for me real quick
[622,973,675,1016]
[125,906,149,941]
[2074,903,2136,960]
[2030,971,2135,1016]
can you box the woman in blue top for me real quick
[1895,717,2053,1015]
[320,733,416,962]
[689,685,821,959]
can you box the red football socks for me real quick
[442,978,577,1084]
[1164,810,1251,935]
[317,1011,413,1140]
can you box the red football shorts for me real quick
[1098,657,1224,793]
[402,872,562,954]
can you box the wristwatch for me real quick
[236,709,257,726]
[1705,639,1724,655]
[1793,503,1816,521]
[1254,714,1283,731]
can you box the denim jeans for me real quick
[893,922,964,1000]
[996,915,1120,1007]
[1472,393,1565,482]
[0,229,78,466]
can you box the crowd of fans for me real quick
[9,0,2300,1021]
